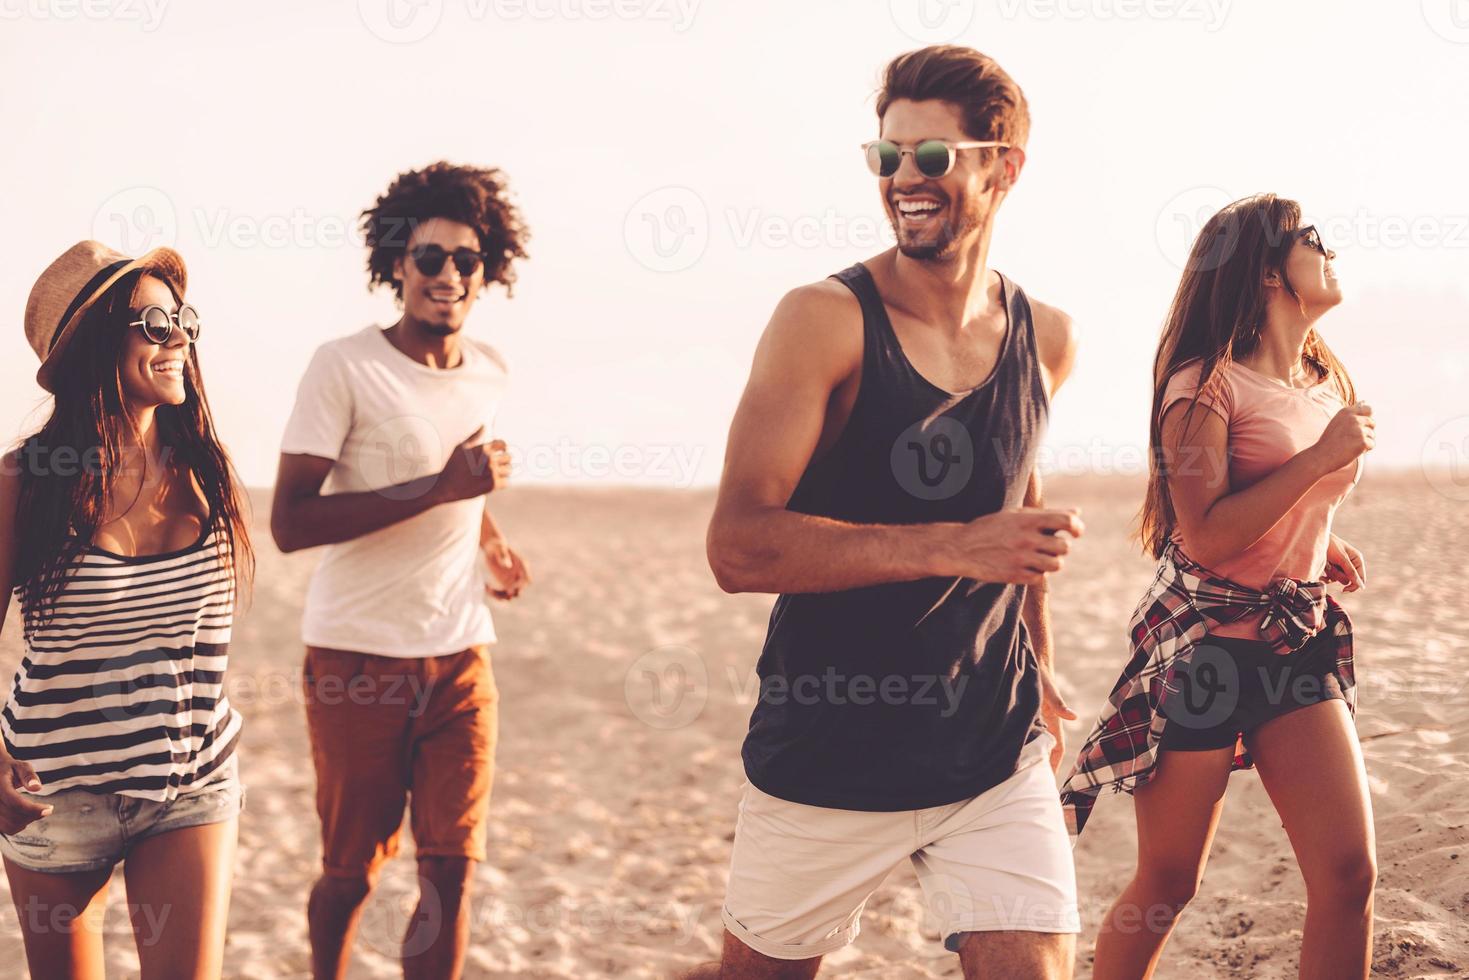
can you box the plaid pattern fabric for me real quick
[1059,542,1355,839]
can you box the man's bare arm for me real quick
[1019,298,1079,677]
[481,506,506,545]
[706,282,1080,595]
[1020,470,1057,664]
[270,428,511,553]
[1020,300,1082,770]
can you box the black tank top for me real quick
[741,262,1050,811]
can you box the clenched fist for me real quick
[434,426,511,503]
[1312,402,1375,473]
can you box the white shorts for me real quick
[721,731,1080,960]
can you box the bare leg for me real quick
[3,856,113,980]
[401,855,475,979]
[308,870,377,980]
[676,929,821,979]
[122,817,237,980]
[1247,700,1375,980]
[1091,745,1235,980]
[957,930,1074,979]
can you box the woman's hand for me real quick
[0,754,52,835]
[1325,533,1366,592]
[1310,403,1375,474]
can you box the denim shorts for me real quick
[0,753,246,874]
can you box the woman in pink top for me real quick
[1089,194,1376,979]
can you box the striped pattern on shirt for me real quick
[3,524,242,801]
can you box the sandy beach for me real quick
[0,471,1464,979]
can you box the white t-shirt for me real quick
[280,325,509,657]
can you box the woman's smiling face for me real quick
[119,275,192,410]
[1281,224,1342,313]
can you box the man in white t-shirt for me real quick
[271,162,531,980]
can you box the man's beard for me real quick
[419,318,459,337]
[892,202,980,262]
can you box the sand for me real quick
[0,472,1464,978]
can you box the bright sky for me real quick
[2,0,1465,488]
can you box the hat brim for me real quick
[35,247,189,393]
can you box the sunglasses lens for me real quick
[411,246,447,276]
[142,308,171,344]
[867,141,900,177]
[178,305,201,340]
[451,249,484,278]
[915,140,953,178]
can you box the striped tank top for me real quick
[3,520,242,801]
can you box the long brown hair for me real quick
[13,271,254,626]
[1137,193,1356,558]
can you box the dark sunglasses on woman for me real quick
[1296,224,1332,257]
[409,244,487,278]
[129,304,201,345]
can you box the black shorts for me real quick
[1159,629,1347,752]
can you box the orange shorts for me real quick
[303,645,498,881]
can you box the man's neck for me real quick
[386,316,463,369]
[884,229,1000,332]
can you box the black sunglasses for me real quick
[128,304,201,345]
[409,244,486,278]
[1296,225,1331,256]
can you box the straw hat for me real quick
[24,241,188,393]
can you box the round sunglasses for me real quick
[862,139,1011,179]
[129,304,201,345]
[409,244,487,278]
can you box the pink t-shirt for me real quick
[1161,359,1361,638]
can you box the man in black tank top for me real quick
[682,47,1084,980]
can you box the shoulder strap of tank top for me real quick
[996,271,1045,393]
[828,263,903,367]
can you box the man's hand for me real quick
[950,508,1084,588]
[0,755,52,835]
[1038,666,1077,774]
[483,538,531,600]
[1325,533,1366,592]
[435,426,511,504]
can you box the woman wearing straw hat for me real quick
[0,241,252,978]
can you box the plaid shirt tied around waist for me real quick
[1058,542,1355,840]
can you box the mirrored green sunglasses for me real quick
[862,139,1011,179]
